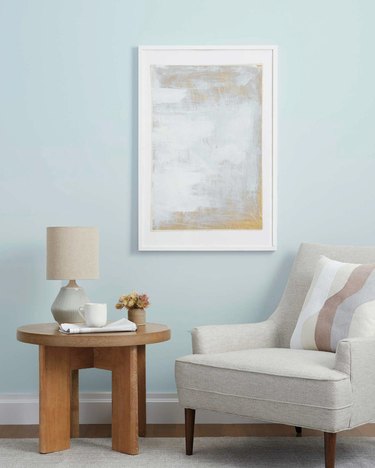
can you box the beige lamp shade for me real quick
[47,227,99,280]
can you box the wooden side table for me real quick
[17,323,171,455]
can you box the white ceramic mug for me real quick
[78,303,107,327]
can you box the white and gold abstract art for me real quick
[151,65,262,231]
[139,47,277,250]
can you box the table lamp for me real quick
[47,227,99,324]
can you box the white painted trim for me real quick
[0,392,257,425]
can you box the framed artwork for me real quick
[139,46,277,251]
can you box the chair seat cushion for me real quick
[176,348,353,432]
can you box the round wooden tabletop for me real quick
[17,323,171,348]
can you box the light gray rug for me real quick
[0,437,374,467]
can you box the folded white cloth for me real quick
[59,318,137,334]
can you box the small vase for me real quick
[128,308,146,326]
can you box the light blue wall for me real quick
[1,0,375,393]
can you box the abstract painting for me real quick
[139,47,277,250]
[151,65,262,231]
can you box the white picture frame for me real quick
[139,46,277,251]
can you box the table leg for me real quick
[70,369,79,438]
[111,346,139,454]
[39,345,71,453]
[137,345,146,437]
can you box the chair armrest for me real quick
[335,337,375,427]
[191,319,279,354]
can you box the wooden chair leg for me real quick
[185,408,195,455]
[324,432,336,468]
[295,426,302,437]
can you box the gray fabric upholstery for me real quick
[175,243,375,432]
[335,337,375,427]
[192,320,279,354]
[176,348,352,432]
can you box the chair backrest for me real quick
[270,243,375,348]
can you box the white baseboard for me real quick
[0,392,255,425]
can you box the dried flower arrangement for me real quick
[115,292,150,311]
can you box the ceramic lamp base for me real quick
[51,282,89,324]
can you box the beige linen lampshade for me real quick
[47,227,99,280]
[46,227,99,324]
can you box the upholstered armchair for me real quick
[175,243,375,468]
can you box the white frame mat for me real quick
[139,46,277,251]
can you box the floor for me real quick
[2,436,375,467]
[1,423,374,438]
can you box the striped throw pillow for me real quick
[290,256,375,352]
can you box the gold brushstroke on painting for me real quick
[156,193,263,230]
